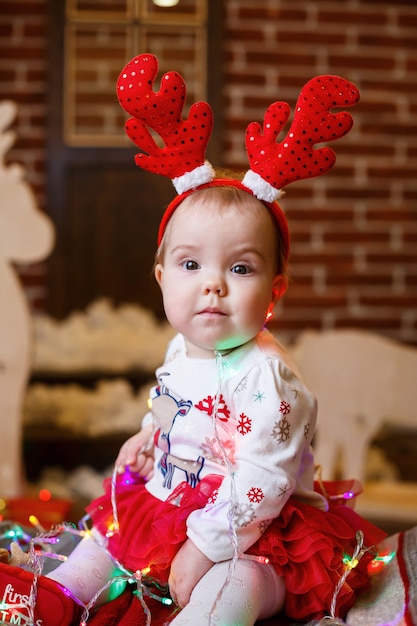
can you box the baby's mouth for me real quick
[199,307,226,316]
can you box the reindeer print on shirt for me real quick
[151,383,202,489]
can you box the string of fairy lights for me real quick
[0,488,397,626]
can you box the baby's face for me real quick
[155,196,286,358]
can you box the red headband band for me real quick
[117,53,359,267]
[157,178,290,264]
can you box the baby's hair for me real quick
[155,173,288,277]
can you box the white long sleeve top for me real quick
[143,329,327,563]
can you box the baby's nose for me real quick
[204,275,226,296]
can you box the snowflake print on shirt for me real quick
[280,400,291,415]
[258,519,272,535]
[237,412,252,435]
[247,486,264,503]
[234,502,256,528]
[201,436,235,465]
[271,399,292,443]
[195,393,231,422]
[253,390,265,403]
[271,416,290,443]
[278,484,291,499]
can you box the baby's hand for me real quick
[116,424,154,479]
[168,538,214,608]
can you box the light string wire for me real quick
[78,570,151,626]
[110,465,120,535]
[0,523,158,626]
[0,602,39,625]
[207,351,241,626]
[304,530,374,626]
[27,545,44,625]
[77,523,175,625]
[1,426,374,624]
[1,524,81,625]
[107,349,258,625]
[1,407,374,626]
[330,530,368,620]
[207,363,374,626]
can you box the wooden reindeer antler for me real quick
[117,54,214,188]
[243,75,360,201]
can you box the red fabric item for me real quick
[249,498,387,622]
[245,75,359,191]
[0,562,82,626]
[86,473,222,582]
[116,54,360,273]
[117,54,213,181]
[156,178,291,263]
[87,473,386,623]
[89,589,134,626]
[91,593,178,626]
[117,54,359,194]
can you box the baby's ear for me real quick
[272,274,288,304]
[154,263,163,287]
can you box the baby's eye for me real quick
[231,264,251,275]
[182,260,200,271]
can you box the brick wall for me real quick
[1,0,417,345]
[223,0,417,345]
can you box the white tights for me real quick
[47,532,285,624]
[46,529,121,606]
[170,558,285,626]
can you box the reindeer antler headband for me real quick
[117,53,360,263]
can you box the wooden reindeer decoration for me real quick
[0,100,54,498]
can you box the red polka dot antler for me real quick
[242,75,360,202]
[117,53,215,194]
[117,54,359,206]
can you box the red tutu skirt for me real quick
[248,496,386,620]
[86,474,386,622]
[86,473,223,583]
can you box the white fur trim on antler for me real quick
[242,169,284,203]
[172,161,216,195]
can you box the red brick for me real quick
[398,11,417,28]
[368,166,417,180]
[285,289,348,308]
[328,53,396,71]
[323,230,390,244]
[366,251,417,264]
[246,50,314,67]
[361,0,415,5]
[225,73,265,86]
[318,9,387,26]
[276,31,347,46]
[326,272,392,287]
[359,78,417,94]
[366,208,417,222]
[327,188,387,200]
[359,294,417,307]
[0,2,46,16]
[237,7,307,21]
[358,34,416,49]
[224,28,265,42]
